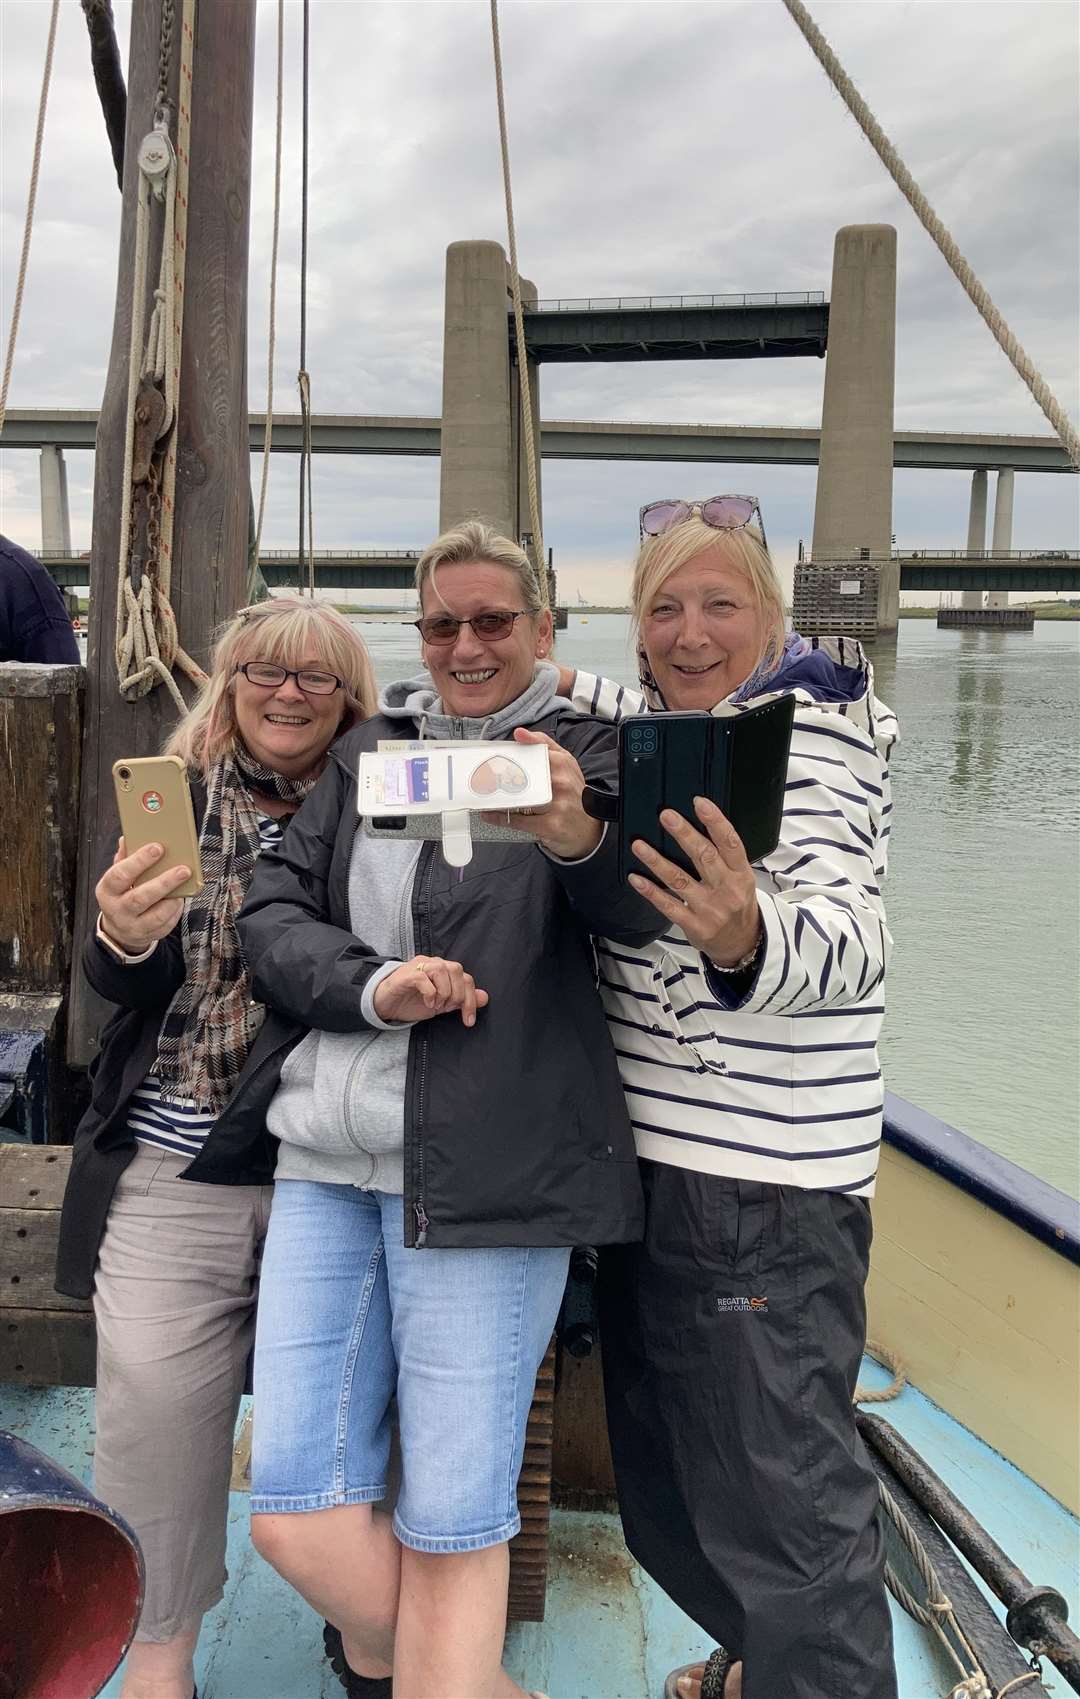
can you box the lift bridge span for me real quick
[39,547,1080,595]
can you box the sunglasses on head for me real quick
[639,495,766,546]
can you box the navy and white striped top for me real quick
[130,814,285,1160]
[571,643,898,1196]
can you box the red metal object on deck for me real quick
[0,1430,143,1699]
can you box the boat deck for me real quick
[3,1357,1076,1698]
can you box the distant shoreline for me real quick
[73,597,1078,622]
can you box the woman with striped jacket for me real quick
[561,497,899,1699]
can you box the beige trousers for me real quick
[92,1145,273,1641]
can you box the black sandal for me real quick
[323,1621,393,1699]
[663,1646,733,1699]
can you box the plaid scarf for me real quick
[154,744,318,1112]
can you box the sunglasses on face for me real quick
[235,662,344,696]
[639,495,766,545]
[413,611,528,646]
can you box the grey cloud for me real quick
[1,0,1077,589]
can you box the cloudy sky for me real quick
[1,0,1078,603]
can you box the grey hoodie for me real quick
[268,663,570,1191]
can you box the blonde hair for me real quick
[415,520,544,615]
[631,519,786,674]
[165,596,378,777]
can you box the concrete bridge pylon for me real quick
[962,470,988,609]
[39,444,71,554]
[438,240,542,565]
[810,224,898,636]
[987,469,1015,609]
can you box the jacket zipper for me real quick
[409,841,437,1246]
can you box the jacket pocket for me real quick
[700,1175,768,1282]
[268,1028,387,1160]
[654,948,729,1076]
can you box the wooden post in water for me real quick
[68,0,256,1066]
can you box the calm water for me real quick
[352,614,1080,1197]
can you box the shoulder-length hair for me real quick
[165,596,378,778]
[630,519,786,673]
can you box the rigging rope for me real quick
[489,0,548,604]
[852,1353,1041,1696]
[252,0,285,583]
[113,0,204,713]
[780,0,1080,471]
[297,0,315,596]
[878,1476,995,1698]
[0,0,60,440]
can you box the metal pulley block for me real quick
[136,126,174,199]
[131,377,168,484]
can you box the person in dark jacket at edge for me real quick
[235,522,661,1699]
[54,597,378,1699]
[0,532,80,663]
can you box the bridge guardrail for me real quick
[528,291,826,313]
[35,548,423,564]
[36,546,1079,567]
[895,548,1078,561]
[258,548,421,560]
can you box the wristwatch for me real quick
[96,913,158,964]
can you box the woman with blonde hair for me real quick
[561,497,900,1699]
[55,595,377,1699]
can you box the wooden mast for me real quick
[68,0,257,1064]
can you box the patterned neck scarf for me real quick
[154,743,319,1112]
[636,633,809,712]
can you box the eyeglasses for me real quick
[235,661,344,696]
[639,495,766,545]
[413,611,528,646]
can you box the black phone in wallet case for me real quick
[583,697,796,882]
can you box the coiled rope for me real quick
[0,0,60,440]
[781,0,1080,470]
[489,0,547,603]
[854,1338,906,1405]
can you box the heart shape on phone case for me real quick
[469,756,529,796]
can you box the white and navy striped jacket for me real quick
[571,639,899,1196]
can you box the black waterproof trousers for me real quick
[598,1162,898,1699]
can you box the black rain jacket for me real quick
[236,708,659,1250]
[55,783,298,1298]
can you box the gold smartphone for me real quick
[112,755,204,897]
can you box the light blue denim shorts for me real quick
[249,1182,570,1553]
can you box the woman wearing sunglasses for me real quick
[54,597,377,1699]
[235,522,658,1699]
[560,497,900,1699]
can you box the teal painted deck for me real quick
[2,1357,1077,1698]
